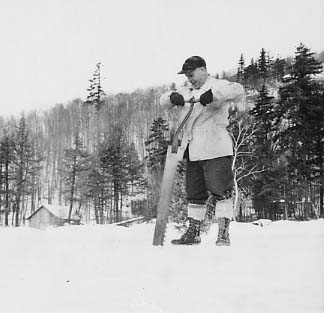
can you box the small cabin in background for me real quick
[26,204,81,229]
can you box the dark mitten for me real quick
[170,92,185,106]
[199,89,214,106]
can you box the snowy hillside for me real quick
[1,219,324,313]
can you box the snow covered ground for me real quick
[1,219,324,313]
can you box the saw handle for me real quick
[171,98,198,153]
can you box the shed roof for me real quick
[26,204,73,220]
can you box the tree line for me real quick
[0,64,167,226]
[0,44,323,226]
[233,43,324,221]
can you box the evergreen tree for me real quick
[250,85,275,157]
[85,62,106,111]
[275,43,324,217]
[244,58,259,88]
[272,57,286,81]
[266,52,274,76]
[99,125,130,222]
[257,48,268,80]
[237,53,245,83]
[145,117,169,172]
[249,85,284,218]
[87,133,143,224]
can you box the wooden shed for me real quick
[26,204,80,229]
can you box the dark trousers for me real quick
[185,150,234,204]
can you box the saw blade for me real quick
[152,146,178,245]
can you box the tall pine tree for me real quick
[249,85,285,219]
[237,53,245,83]
[257,48,268,80]
[275,43,324,217]
[85,62,106,112]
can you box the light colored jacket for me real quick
[160,75,244,161]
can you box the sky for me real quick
[0,0,323,117]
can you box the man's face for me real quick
[185,67,207,89]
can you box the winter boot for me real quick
[171,218,201,245]
[216,217,231,246]
[200,195,216,234]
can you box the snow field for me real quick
[0,219,323,313]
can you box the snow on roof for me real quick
[26,204,74,220]
[44,204,71,219]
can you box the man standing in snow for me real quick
[160,56,244,245]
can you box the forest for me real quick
[0,43,323,226]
